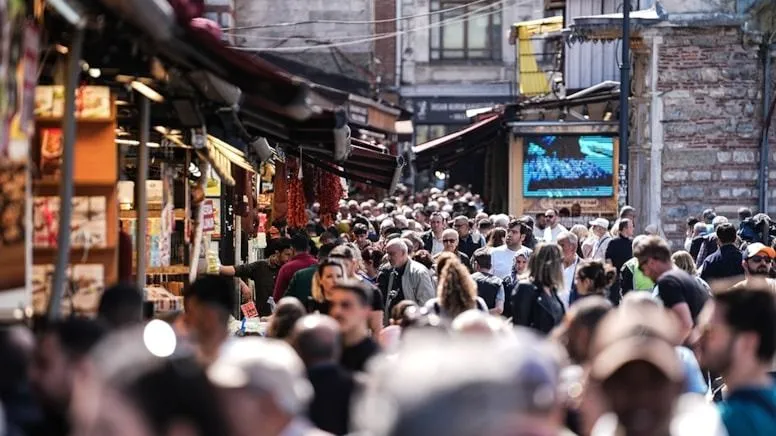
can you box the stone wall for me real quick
[656,26,776,246]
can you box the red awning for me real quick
[412,115,503,170]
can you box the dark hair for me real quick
[618,219,631,234]
[687,217,700,228]
[576,260,617,292]
[98,283,144,329]
[268,299,306,339]
[413,250,434,271]
[43,318,106,358]
[122,357,229,436]
[184,276,235,319]
[738,207,753,221]
[568,296,613,331]
[633,236,671,263]
[508,220,526,234]
[318,242,338,260]
[353,223,369,236]
[619,206,635,218]
[272,237,293,255]
[332,279,374,307]
[472,247,492,270]
[362,247,385,269]
[716,223,737,245]
[487,228,506,247]
[714,285,776,362]
[291,233,311,252]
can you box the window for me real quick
[430,0,502,61]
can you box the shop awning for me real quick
[413,115,503,171]
[195,135,257,186]
[300,145,403,192]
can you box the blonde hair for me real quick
[671,251,698,276]
[311,259,346,303]
[436,259,478,319]
[527,243,565,290]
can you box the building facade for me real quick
[571,0,776,246]
[398,0,545,143]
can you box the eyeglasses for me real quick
[749,255,772,264]
[443,239,458,244]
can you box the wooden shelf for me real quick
[120,209,186,220]
[35,117,114,125]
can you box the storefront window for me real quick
[429,0,502,61]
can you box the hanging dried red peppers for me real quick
[316,168,343,228]
[287,159,307,229]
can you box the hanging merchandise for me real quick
[287,158,306,229]
[316,169,343,228]
[271,160,287,223]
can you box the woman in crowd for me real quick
[672,250,712,294]
[308,259,346,314]
[511,243,566,334]
[502,252,530,302]
[412,250,435,272]
[425,259,488,319]
[360,246,384,283]
[574,260,616,300]
[329,244,385,333]
[487,227,507,248]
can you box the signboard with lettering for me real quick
[202,200,215,233]
[348,102,369,125]
[409,96,514,124]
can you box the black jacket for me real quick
[421,231,437,252]
[700,244,745,282]
[695,234,719,268]
[307,364,357,435]
[458,233,485,259]
[472,271,502,309]
[511,281,565,335]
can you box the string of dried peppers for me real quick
[316,169,343,228]
[287,159,307,229]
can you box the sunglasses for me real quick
[749,255,772,264]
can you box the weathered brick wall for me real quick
[374,0,396,85]
[657,26,775,246]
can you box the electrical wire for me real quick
[222,0,496,31]
[231,0,507,53]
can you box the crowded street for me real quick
[1,1,776,436]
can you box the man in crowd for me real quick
[184,275,235,366]
[698,285,776,435]
[328,279,380,372]
[220,238,293,315]
[588,304,725,436]
[29,319,106,436]
[699,222,744,283]
[378,239,436,314]
[589,218,611,261]
[470,248,505,315]
[534,212,547,242]
[734,243,776,291]
[492,220,532,279]
[291,315,357,435]
[421,212,446,255]
[620,235,655,296]
[696,215,729,267]
[557,231,581,308]
[543,208,567,242]
[273,233,317,302]
[633,236,708,342]
[207,338,329,436]
[606,218,634,304]
[689,221,709,260]
[439,228,471,270]
[453,215,484,259]
[619,205,636,228]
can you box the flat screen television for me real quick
[522,135,615,198]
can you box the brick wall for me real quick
[374,0,396,86]
[657,26,775,245]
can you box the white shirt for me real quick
[431,235,444,256]
[561,256,580,309]
[491,245,533,279]
[591,234,612,261]
[544,224,567,242]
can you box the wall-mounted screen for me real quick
[522,135,615,198]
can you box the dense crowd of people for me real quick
[1,186,775,436]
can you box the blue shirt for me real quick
[676,346,707,395]
[719,382,776,436]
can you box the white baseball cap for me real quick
[589,218,610,229]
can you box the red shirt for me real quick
[272,253,317,301]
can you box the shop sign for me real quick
[409,96,513,124]
[202,200,215,232]
[348,102,369,125]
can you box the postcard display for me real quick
[31,85,118,316]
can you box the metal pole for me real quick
[619,0,631,207]
[758,43,772,214]
[49,27,85,320]
[135,95,150,291]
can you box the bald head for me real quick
[291,315,341,367]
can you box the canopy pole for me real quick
[49,27,85,320]
[135,95,150,291]
[618,0,631,208]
